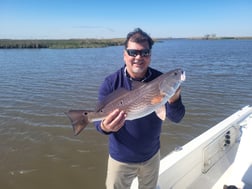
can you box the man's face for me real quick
[124,41,151,79]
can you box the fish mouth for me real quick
[181,71,186,81]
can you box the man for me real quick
[95,28,185,189]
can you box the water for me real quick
[0,40,252,189]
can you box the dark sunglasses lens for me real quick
[127,50,137,57]
[141,49,150,57]
[127,49,150,57]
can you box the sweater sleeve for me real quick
[94,77,113,135]
[166,96,185,123]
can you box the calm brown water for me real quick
[0,40,252,188]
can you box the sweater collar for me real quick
[124,66,152,82]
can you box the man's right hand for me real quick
[101,109,126,132]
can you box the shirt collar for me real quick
[124,66,152,82]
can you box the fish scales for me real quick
[66,68,185,135]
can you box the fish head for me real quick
[159,68,185,97]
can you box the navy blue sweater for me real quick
[95,66,185,163]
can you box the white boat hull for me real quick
[131,105,252,189]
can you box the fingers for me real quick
[101,109,127,132]
[168,87,182,104]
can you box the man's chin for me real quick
[132,66,146,74]
[132,69,144,75]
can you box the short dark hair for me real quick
[124,28,154,49]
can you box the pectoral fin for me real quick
[151,94,165,105]
[155,105,166,121]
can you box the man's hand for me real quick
[101,109,126,132]
[168,87,182,104]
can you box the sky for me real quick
[0,0,251,39]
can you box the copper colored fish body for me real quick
[66,68,185,135]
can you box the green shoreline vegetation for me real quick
[0,37,252,49]
[0,38,125,49]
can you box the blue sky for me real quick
[1,0,251,39]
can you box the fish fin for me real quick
[151,94,165,105]
[131,80,145,90]
[65,110,92,135]
[155,105,166,121]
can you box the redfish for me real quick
[66,68,185,135]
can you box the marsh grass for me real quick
[0,38,125,49]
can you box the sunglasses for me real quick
[126,49,151,57]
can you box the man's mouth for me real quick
[133,61,144,65]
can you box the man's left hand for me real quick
[168,87,182,104]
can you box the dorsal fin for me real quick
[131,80,145,90]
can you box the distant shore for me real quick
[0,37,251,49]
[0,38,125,49]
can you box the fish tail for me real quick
[65,110,91,136]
